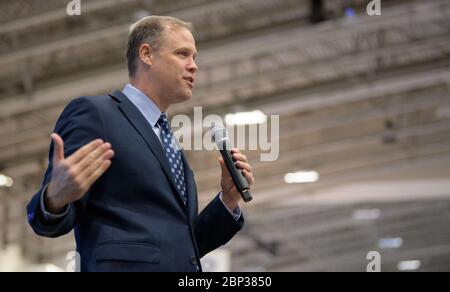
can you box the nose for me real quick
[187,58,198,74]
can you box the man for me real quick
[26,16,254,272]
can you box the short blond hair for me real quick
[126,16,193,77]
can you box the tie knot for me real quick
[158,113,169,129]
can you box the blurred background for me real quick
[0,0,449,272]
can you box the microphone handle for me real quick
[220,147,253,203]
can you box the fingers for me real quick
[66,139,104,165]
[218,157,230,176]
[63,138,113,191]
[235,161,252,172]
[220,154,254,186]
[47,136,114,206]
[230,149,254,186]
[222,150,252,176]
[75,142,112,173]
[231,151,248,163]
[84,160,112,188]
[242,169,255,186]
[79,148,114,182]
[218,156,225,168]
[51,133,65,163]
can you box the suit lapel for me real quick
[181,151,198,220]
[109,90,188,210]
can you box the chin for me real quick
[182,95,192,103]
[174,96,192,104]
[175,93,192,104]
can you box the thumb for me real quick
[51,133,65,163]
[218,156,230,176]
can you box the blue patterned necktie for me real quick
[157,113,187,205]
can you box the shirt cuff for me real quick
[219,192,242,221]
[40,184,71,221]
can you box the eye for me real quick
[177,51,188,57]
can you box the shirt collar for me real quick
[122,83,163,128]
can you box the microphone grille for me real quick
[211,122,228,144]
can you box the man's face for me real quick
[150,27,198,106]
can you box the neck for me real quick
[129,78,169,112]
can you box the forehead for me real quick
[161,26,197,51]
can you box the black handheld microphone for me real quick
[211,123,253,203]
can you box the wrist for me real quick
[221,192,240,211]
[44,185,67,214]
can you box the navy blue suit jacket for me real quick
[26,91,244,272]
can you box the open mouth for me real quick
[183,77,194,88]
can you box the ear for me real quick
[138,43,153,67]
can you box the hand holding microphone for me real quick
[211,123,254,205]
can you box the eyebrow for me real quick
[177,47,198,58]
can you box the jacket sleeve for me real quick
[194,194,245,258]
[26,97,107,238]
